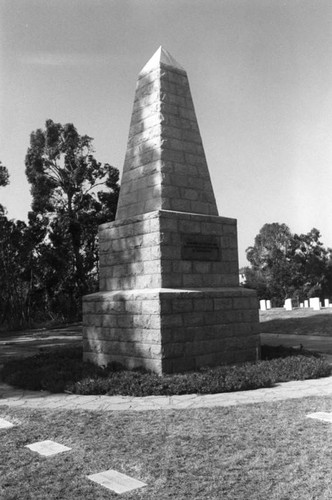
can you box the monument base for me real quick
[83,287,260,374]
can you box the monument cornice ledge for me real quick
[98,211,160,230]
[84,288,256,302]
[99,211,237,230]
[158,210,237,224]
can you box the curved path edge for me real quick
[1,376,332,412]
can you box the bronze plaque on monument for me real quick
[181,234,220,261]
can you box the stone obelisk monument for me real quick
[83,47,260,374]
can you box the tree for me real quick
[245,223,332,305]
[0,209,49,329]
[0,162,10,214]
[0,218,32,327]
[292,228,332,300]
[245,223,296,304]
[0,162,32,328]
[25,119,119,316]
[0,162,9,187]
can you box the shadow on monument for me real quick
[84,69,166,370]
[83,50,260,374]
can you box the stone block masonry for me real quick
[83,288,259,373]
[83,47,260,374]
[98,210,239,292]
[115,48,218,220]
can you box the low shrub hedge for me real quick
[1,345,331,396]
[68,362,275,397]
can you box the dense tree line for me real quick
[0,121,119,329]
[243,223,332,306]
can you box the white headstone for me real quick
[324,299,330,308]
[25,440,71,457]
[266,300,271,310]
[284,298,292,311]
[304,300,309,308]
[309,297,321,311]
[300,303,304,308]
[260,300,267,311]
[87,469,147,494]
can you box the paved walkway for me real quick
[1,376,332,412]
[1,325,332,412]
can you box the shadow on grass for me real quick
[0,344,331,396]
[260,312,332,336]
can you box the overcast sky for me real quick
[1,0,332,266]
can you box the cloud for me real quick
[19,52,109,67]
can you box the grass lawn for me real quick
[260,307,332,336]
[1,396,332,499]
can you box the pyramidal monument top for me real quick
[139,46,185,75]
[115,47,219,220]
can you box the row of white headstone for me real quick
[260,298,331,311]
[259,300,272,311]
[298,297,330,311]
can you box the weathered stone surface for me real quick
[83,288,259,374]
[98,210,239,292]
[83,48,259,374]
[115,47,218,220]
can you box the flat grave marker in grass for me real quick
[87,469,147,494]
[25,440,71,457]
[0,417,14,429]
[306,412,332,423]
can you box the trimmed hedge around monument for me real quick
[1,345,330,395]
